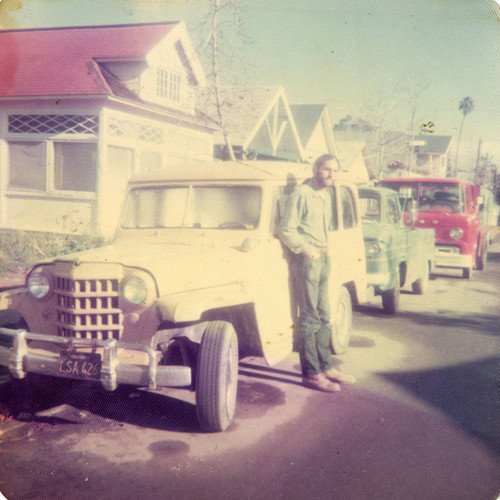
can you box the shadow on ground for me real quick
[356,305,498,337]
[378,356,500,455]
[0,368,289,434]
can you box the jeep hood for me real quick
[46,242,249,296]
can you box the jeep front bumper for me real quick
[0,328,191,390]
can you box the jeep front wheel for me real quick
[196,321,239,432]
[331,286,352,354]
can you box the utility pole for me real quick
[474,139,482,184]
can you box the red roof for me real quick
[0,23,179,97]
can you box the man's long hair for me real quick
[314,154,339,169]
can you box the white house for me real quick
[198,86,306,162]
[0,22,218,238]
[335,141,375,184]
[408,135,454,177]
[289,104,337,163]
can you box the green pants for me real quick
[293,253,334,376]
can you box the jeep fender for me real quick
[155,283,251,323]
[0,288,28,327]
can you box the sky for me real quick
[1,0,499,172]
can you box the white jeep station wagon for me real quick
[0,161,368,431]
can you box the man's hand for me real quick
[305,249,320,259]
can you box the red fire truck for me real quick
[379,178,488,279]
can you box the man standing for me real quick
[279,154,356,392]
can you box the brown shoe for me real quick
[302,373,341,392]
[323,367,356,384]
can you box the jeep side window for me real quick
[340,186,357,229]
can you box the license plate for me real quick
[58,350,102,380]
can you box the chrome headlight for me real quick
[27,268,51,299]
[449,228,463,240]
[122,276,148,305]
[366,242,382,257]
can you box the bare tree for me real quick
[453,96,475,176]
[194,0,252,160]
[356,78,430,178]
[403,78,431,175]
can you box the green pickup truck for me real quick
[358,186,435,313]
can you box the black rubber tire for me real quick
[412,262,429,295]
[195,321,238,432]
[476,242,487,271]
[331,286,352,354]
[382,270,400,314]
[463,266,473,279]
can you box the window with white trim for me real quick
[54,142,97,192]
[8,140,97,193]
[8,141,47,191]
[156,68,180,102]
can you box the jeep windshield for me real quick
[121,185,261,229]
[382,182,464,214]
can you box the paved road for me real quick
[0,249,499,500]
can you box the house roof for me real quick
[198,86,282,145]
[289,104,326,147]
[0,22,180,97]
[414,135,454,154]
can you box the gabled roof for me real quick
[198,86,305,160]
[289,104,327,147]
[198,86,282,144]
[0,22,180,97]
[413,135,454,155]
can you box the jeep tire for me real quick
[196,321,238,432]
[331,286,352,354]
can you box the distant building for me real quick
[406,135,454,178]
[335,130,454,179]
[0,23,217,238]
[198,86,306,162]
[335,141,375,184]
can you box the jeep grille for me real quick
[55,277,123,340]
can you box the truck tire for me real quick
[412,262,429,295]
[476,241,487,271]
[382,270,400,314]
[331,286,352,354]
[196,321,238,432]
[463,266,473,279]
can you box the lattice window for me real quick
[8,115,98,135]
[107,116,163,144]
[156,68,180,102]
